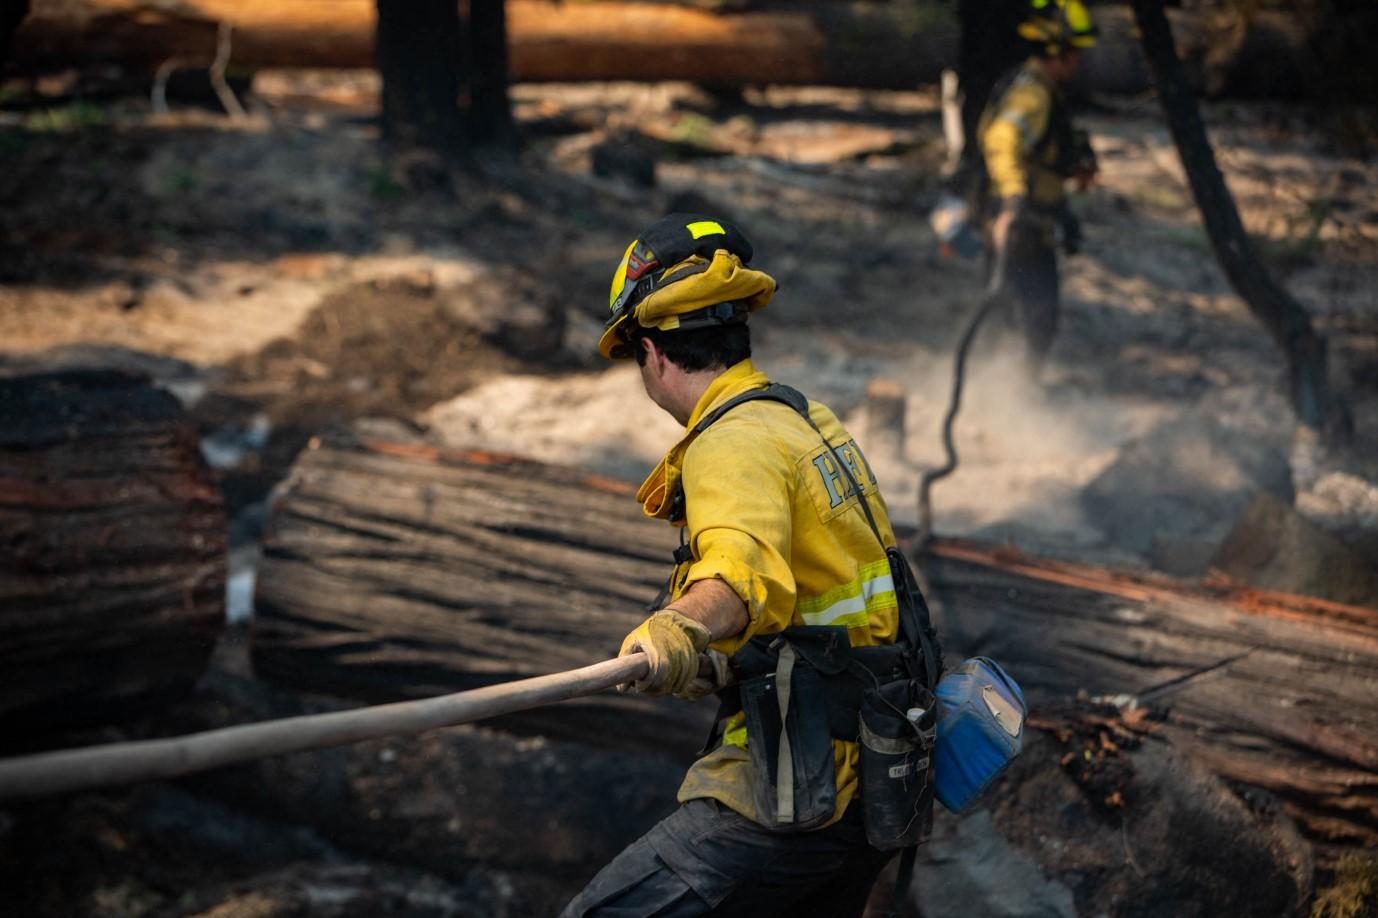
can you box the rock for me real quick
[1081,415,1293,559]
[1211,492,1378,608]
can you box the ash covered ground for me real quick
[1,74,1376,916]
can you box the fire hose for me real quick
[912,242,1013,648]
[0,653,649,801]
[915,291,1002,547]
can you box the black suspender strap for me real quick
[691,383,940,688]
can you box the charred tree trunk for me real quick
[0,370,225,749]
[954,0,1027,177]
[254,434,1378,844]
[0,0,28,74]
[468,0,515,147]
[1128,0,1334,433]
[375,0,465,159]
[251,433,713,759]
[921,539,1378,849]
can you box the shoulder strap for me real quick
[692,384,886,542]
[693,383,939,686]
[692,382,809,434]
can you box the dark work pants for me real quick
[559,798,896,918]
[991,222,1060,370]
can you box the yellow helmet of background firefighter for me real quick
[598,214,776,360]
[1019,0,1098,56]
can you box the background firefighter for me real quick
[979,0,1099,374]
[561,215,942,917]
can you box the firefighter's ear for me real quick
[640,336,668,378]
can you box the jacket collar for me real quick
[636,359,770,520]
[684,359,770,431]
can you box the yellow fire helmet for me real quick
[598,214,777,360]
[1019,0,1098,56]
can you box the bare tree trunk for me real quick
[0,0,27,74]
[467,0,514,148]
[375,0,465,158]
[1128,0,1334,432]
[954,0,1027,179]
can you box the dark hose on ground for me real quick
[916,281,1004,547]
[914,254,1008,651]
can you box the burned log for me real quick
[255,435,1378,844]
[920,539,1378,849]
[0,370,225,746]
[11,0,1334,96]
[251,432,714,758]
[12,0,954,87]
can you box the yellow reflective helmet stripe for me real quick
[1064,0,1096,47]
[1019,0,1097,53]
[608,240,637,313]
[687,219,726,239]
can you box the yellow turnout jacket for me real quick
[979,57,1070,210]
[635,359,900,827]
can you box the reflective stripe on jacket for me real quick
[636,358,900,828]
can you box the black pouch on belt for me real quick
[858,678,937,850]
[737,641,837,832]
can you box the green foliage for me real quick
[159,169,201,196]
[366,164,406,202]
[670,113,717,150]
[24,101,108,133]
[1312,853,1378,918]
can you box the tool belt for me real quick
[704,620,938,843]
[664,382,944,847]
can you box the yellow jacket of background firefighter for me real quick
[636,358,901,827]
[979,56,1069,210]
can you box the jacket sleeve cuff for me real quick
[682,548,793,655]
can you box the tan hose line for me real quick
[0,653,650,801]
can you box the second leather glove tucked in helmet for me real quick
[598,213,776,360]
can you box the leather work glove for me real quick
[677,648,734,701]
[618,609,712,697]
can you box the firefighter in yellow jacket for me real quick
[979,0,1099,372]
[561,215,942,917]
